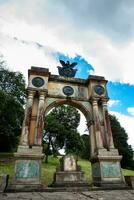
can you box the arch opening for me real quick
[42,101,92,186]
[43,100,91,155]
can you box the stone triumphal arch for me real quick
[12,63,125,190]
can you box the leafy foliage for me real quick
[65,130,84,155]
[49,105,80,130]
[0,56,26,152]
[80,134,90,160]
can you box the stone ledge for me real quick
[17,145,43,154]
[7,183,44,192]
[97,155,122,160]
[14,153,44,159]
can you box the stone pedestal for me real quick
[8,146,44,191]
[91,148,126,188]
[52,155,89,187]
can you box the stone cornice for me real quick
[28,66,50,77]
[49,74,87,85]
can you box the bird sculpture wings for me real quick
[59,60,77,68]
[57,59,77,77]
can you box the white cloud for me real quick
[0,1,134,84]
[110,111,134,148]
[0,33,59,81]
[77,111,88,135]
[127,107,134,117]
[108,100,120,108]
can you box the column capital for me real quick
[90,97,99,104]
[27,89,36,97]
[91,97,99,101]
[38,90,48,98]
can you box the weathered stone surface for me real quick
[54,171,86,185]
[91,154,125,188]
[63,155,76,171]
[0,190,134,200]
[0,175,9,193]
[15,160,39,179]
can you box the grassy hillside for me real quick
[0,154,134,186]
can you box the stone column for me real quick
[101,98,114,149]
[34,91,47,145]
[20,90,35,146]
[87,120,96,158]
[92,98,103,149]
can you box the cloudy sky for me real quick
[0,0,134,148]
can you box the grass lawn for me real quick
[0,154,134,186]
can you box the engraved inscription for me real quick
[16,160,39,178]
[102,162,121,178]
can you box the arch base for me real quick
[91,154,126,189]
[10,145,44,191]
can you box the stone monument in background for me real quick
[52,155,88,187]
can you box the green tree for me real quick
[50,105,80,130]
[43,114,67,163]
[80,134,90,160]
[43,105,84,162]
[110,114,134,169]
[0,56,26,152]
[65,130,84,155]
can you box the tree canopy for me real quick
[0,56,26,151]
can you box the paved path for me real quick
[0,190,134,200]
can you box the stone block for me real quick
[10,145,44,191]
[63,155,76,171]
[92,157,125,188]
[0,174,9,193]
[54,171,86,184]
[15,160,39,179]
[17,145,43,154]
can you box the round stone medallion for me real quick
[63,86,74,96]
[32,77,45,87]
[94,85,105,95]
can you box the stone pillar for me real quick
[34,91,47,145]
[10,89,44,191]
[91,97,125,188]
[101,98,114,149]
[20,90,35,146]
[87,120,96,158]
[92,98,103,150]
